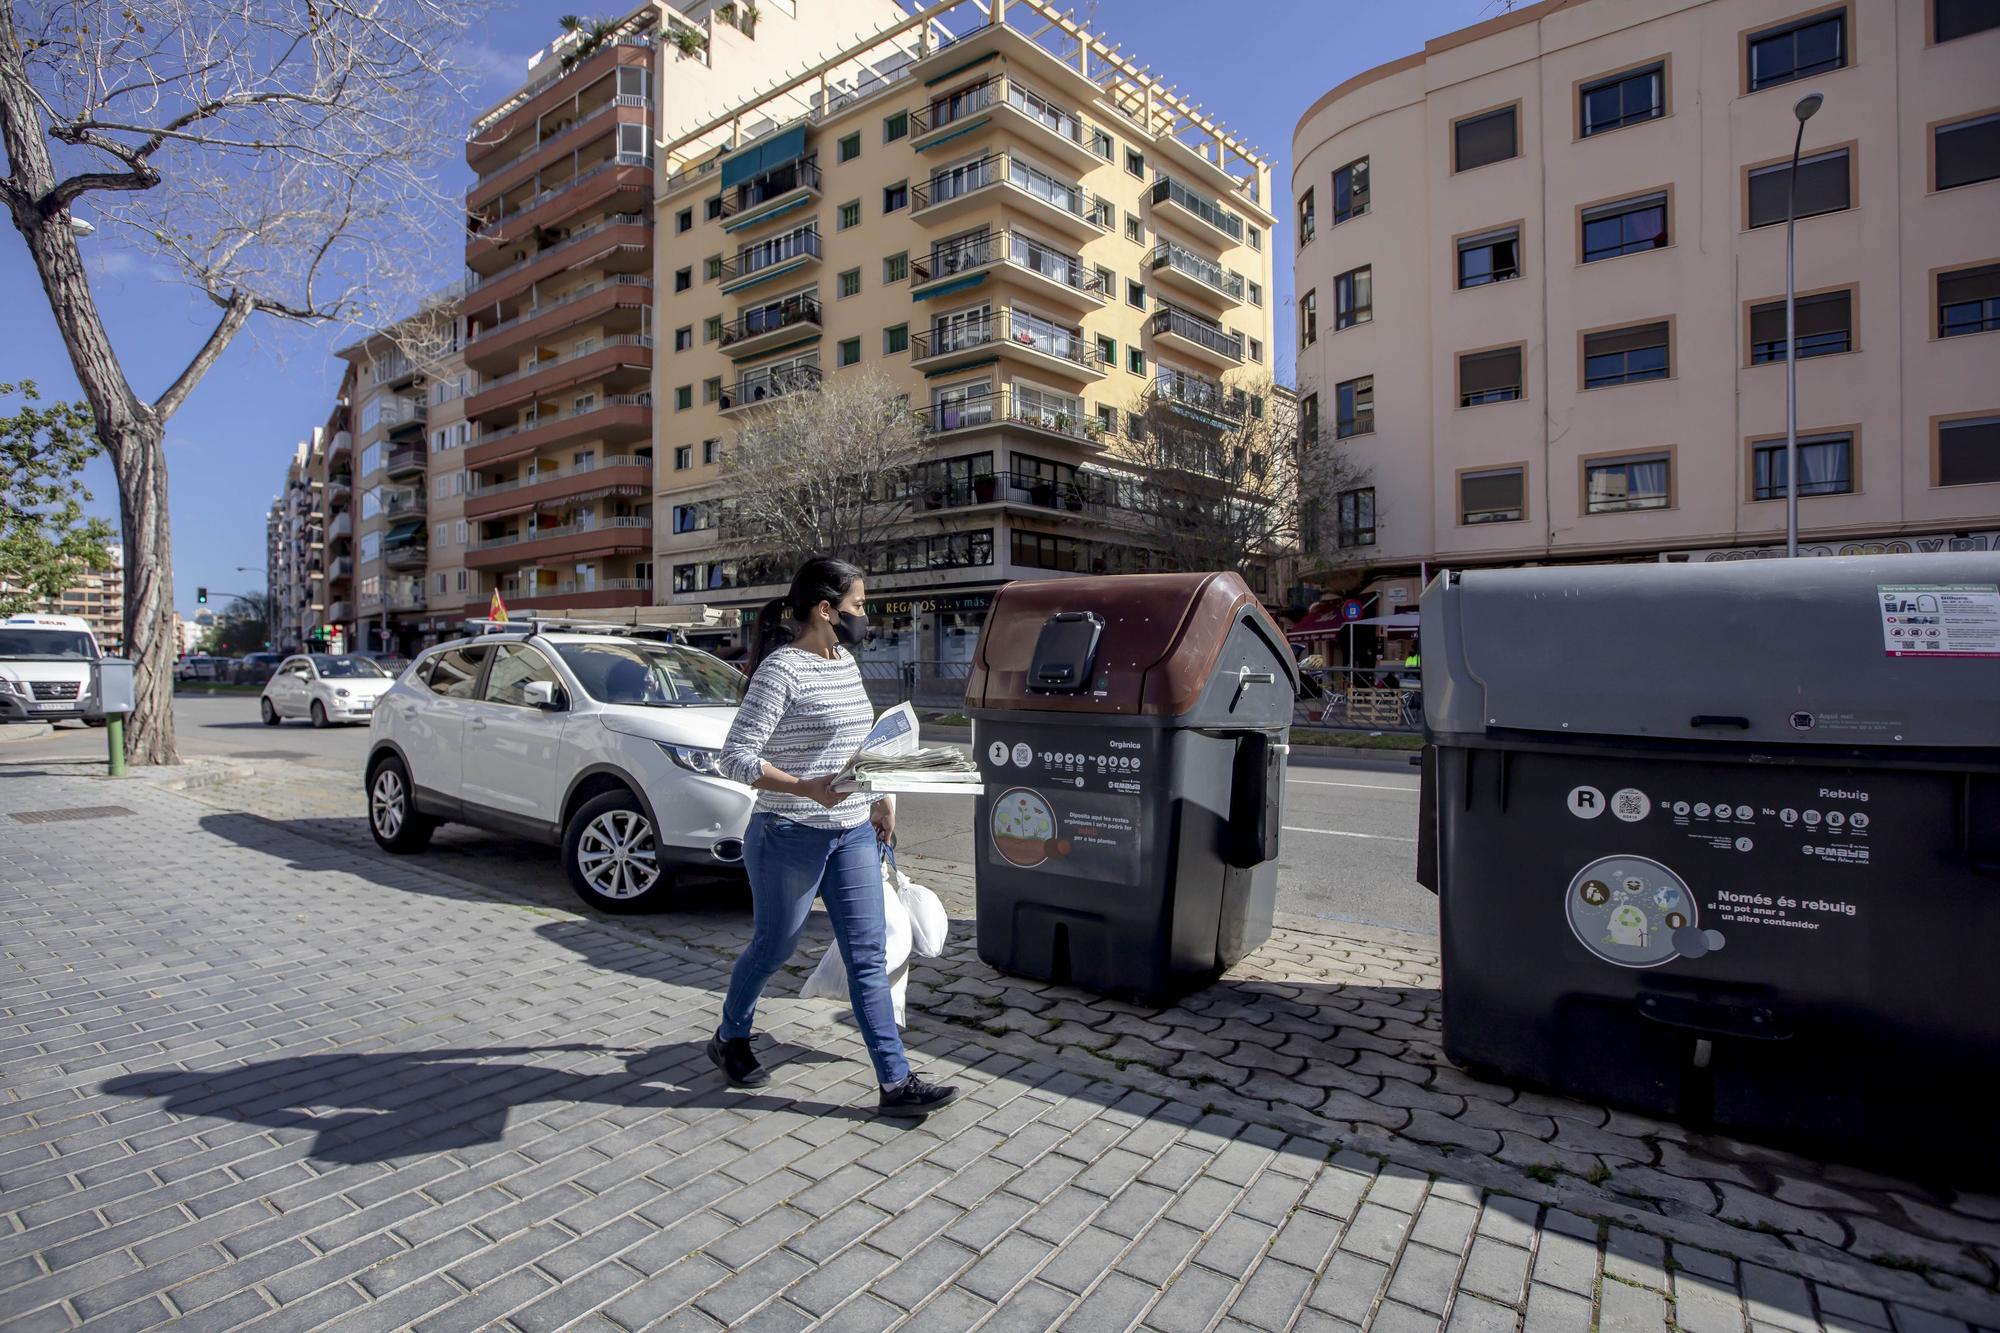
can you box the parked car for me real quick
[364,625,754,912]
[231,652,284,685]
[0,614,106,726]
[176,654,223,683]
[260,653,396,727]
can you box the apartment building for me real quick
[318,389,356,652]
[1291,0,2000,617]
[654,0,1278,664]
[266,438,321,652]
[423,331,474,641]
[336,318,444,656]
[458,0,904,623]
[5,549,125,650]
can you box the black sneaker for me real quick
[877,1073,962,1117]
[706,1034,770,1088]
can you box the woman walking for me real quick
[711,557,961,1116]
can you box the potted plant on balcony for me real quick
[972,471,998,504]
[1028,477,1056,508]
[671,25,707,58]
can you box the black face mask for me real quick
[834,612,868,647]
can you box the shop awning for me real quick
[1285,605,1347,641]
[1357,613,1420,629]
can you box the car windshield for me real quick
[556,642,746,708]
[0,629,97,660]
[311,654,390,678]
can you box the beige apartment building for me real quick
[319,391,355,652]
[654,0,1278,663]
[457,0,905,624]
[5,550,125,650]
[337,326,440,656]
[1291,0,2000,621]
[267,438,320,652]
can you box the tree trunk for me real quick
[108,419,179,765]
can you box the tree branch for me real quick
[152,291,253,422]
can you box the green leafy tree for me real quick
[0,380,115,617]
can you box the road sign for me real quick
[1341,599,1365,622]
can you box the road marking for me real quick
[1288,778,1419,794]
[1284,826,1419,843]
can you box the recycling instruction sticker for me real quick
[1878,584,2000,658]
[1564,855,1724,969]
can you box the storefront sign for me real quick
[868,590,995,617]
[1668,530,2000,563]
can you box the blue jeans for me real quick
[720,812,909,1086]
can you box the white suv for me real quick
[364,626,755,912]
[0,614,106,726]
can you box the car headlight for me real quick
[335,687,350,698]
[660,743,723,776]
[0,679,17,696]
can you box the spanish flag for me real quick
[488,591,508,623]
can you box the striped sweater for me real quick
[719,645,879,829]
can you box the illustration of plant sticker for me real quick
[992,787,1058,867]
[1564,854,1725,968]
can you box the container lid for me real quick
[967,572,1293,717]
[1421,553,2000,748]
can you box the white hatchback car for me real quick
[363,626,755,912]
[260,653,397,727]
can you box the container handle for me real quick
[1688,714,1751,730]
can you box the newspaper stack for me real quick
[833,703,985,796]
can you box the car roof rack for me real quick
[462,617,683,642]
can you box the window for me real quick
[838,337,861,367]
[839,200,861,229]
[1091,197,1115,230]
[675,385,692,411]
[884,252,909,283]
[1936,0,2000,41]
[483,644,559,708]
[1095,265,1115,295]
[1580,62,1665,137]
[1299,393,1319,447]
[1940,263,2000,336]
[704,316,723,343]
[1336,488,1376,547]
[1748,149,1849,227]
[1299,289,1318,348]
[1453,105,1519,172]
[675,266,692,292]
[1461,466,1525,524]
[1250,226,1262,252]
[1586,452,1673,512]
[1336,376,1374,437]
[677,208,693,233]
[1096,335,1116,365]
[672,564,699,594]
[1584,321,1671,388]
[1126,213,1143,243]
[885,323,909,355]
[838,268,861,298]
[1298,191,1316,245]
[673,445,692,469]
[1332,158,1370,224]
[706,197,724,221]
[885,110,908,142]
[1092,127,1114,159]
[1937,415,2000,486]
[704,255,723,281]
[838,132,861,163]
[1936,112,2000,191]
[1582,191,1668,261]
[423,644,488,698]
[1127,280,1145,309]
[703,376,722,404]
[1753,433,1855,500]
[1249,337,1263,364]
[1749,290,1853,362]
[1334,267,1371,329]
[674,326,693,352]
[1096,404,1118,436]
[1249,281,1264,308]
[672,503,707,534]
[703,438,720,465]
[1459,346,1523,405]
[1457,226,1521,287]
[1126,148,1144,178]
[883,181,909,213]
[1127,411,1147,440]
[1127,347,1146,375]
[1747,8,1846,92]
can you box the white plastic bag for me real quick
[800,853,914,1024]
[893,861,948,958]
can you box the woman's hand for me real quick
[794,774,847,809]
[870,797,896,842]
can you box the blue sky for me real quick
[0,0,1495,624]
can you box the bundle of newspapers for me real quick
[833,703,983,796]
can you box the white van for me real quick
[0,614,105,725]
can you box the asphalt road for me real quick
[3,693,1436,935]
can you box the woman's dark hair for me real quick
[786,556,863,624]
[744,598,794,679]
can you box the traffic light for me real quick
[197,586,208,605]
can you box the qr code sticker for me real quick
[1611,788,1651,822]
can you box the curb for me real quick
[0,723,54,745]
[97,758,256,792]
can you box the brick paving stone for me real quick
[1306,1252,1391,1325]
[1604,1226,1669,1291]
[1066,1271,1156,1332]
[1601,1275,1673,1332]
[1149,1265,1239,1333]
[1816,1286,1893,1330]
[1446,1293,1522,1333]
[1228,1258,1318,1331]
[870,1237,974,1310]
[1458,1237,1531,1307]
[1676,1272,1754,1333]
[1370,1299,1446,1333]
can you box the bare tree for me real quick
[0,0,473,763]
[1295,403,1377,582]
[716,367,929,573]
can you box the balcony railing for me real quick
[716,155,822,218]
[471,275,652,343]
[912,74,1085,149]
[721,227,821,282]
[913,388,1105,445]
[382,490,426,516]
[912,153,1095,226]
[916,467,1139,517]
[910,229,1100,296]
[475,96,652,195]
[476,334,653,393]
[476,393,651,446]
[474,153,653,234]
[721,362,821,411]
[470,455,650,497]
[470,515,652,552]
[504,577,655,600]
[1147,241,1245,301]
[472,35,656,135]
[329,555,354,580]
[1155,368,1249,421]
[1151,174,1245,242]
[1149,307,1244,360]
[719,295,822,347]
[912,309,1095,370]
[384,444,426,473]
[470,214,649,291]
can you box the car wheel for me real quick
[260,698,280,726]
[311,700,329,729]
[84,717,106,727]
[564,789,673,913]
[367,756,435,852]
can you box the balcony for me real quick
[466,335,654,419]
[914,388,1107,449]
[916,466,1140,521]
[468,214,649,296]
[1148,241,1245,312]
[328,600,352,623]
[464,516,653,570]
[720,361,821,414]
[479,580,654,614]
[325,474,353,508]
[909,229,1104,313]
[911,309,1105,383]
[911,154,1105,243]
[719,227,821,296]
[1150,174,1246,248]
[465,455,652,521]
[327,430,353,461]
[467,395,651,468]
[328,513,353,544]
[1148,306,1244,369]
[469,36,655,168]
[719,295,823,361]
[385,580,428,612]
[382,489,426,517]
[468,96,652,212]
[465,275,651,369]
[1155,368,1248,425]
[910,74,1098,171]
[384,444,427,477]
[329,554,354,582]
[468,154,652,253]
[384,542,428,572]
[717,155,823,234]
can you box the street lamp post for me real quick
[1784,91,1824,558]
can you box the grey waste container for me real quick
[1417,553,2000,1184]
[965,572,1299,999]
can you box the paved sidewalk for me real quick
[2,766,1996,1331]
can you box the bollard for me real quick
[106,714,126,778]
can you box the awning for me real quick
[1285,605,1346,641]
[1357,612,1420,629]
[383,519,425,548]
[720,124,805,188]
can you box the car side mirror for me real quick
[523,680,562,710]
